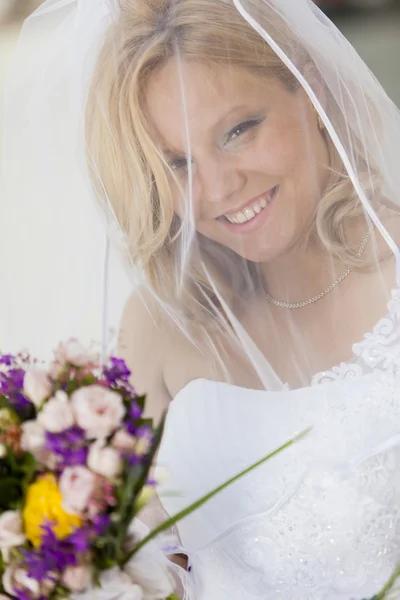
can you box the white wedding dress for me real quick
[158,286,400,599]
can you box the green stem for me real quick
[121,428,311,566]
[372,564,400,599]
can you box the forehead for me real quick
[145,59,278,151]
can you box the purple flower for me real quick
[129,401,142,420]
[23,523,89,583]
[0,354,15,366]
[103,357,132,386]
[92,513,111,535]
[45,427,87,468]
[67,527,91,553]
[0,368,33,420]
[124,402,146,436]
[128,453,142,466]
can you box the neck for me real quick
[260,240,341,305]
[259,217,373,304]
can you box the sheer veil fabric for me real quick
[1,0,400,382]
[2,0,400,597]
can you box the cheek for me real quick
[242,125,305,178]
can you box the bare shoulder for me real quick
[118,287,170,419]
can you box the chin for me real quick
[227,237,289,265]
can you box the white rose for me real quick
[112,428,136,451]
[38,391,75,433]
[124,520,175,600]
[98,568,144,600]
[3,566,41,598]
[62,565,92,593]
[71,385,125,439]
[20,420,58,469]
[0,512,25,562]
[21,420,46,458]
[23,367,52,408]
[56,339,97,368]
[88,440,122,479]
[59,466,96,516]
[70,568,144,600]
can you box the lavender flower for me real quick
[23,523,91,584]
[124,404,146,436]
[0,368,33,420]
[45,427,87,467]
[0,354,15,366]
[92,513,111,535]
[103,357,132,386]
[23,524,76,582]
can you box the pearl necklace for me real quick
[264,230,372,309]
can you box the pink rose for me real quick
[71,385,125,439]
[55,339,98,368]
[88,440,122,479]
[3,566,41,598]
[112,429,136,452]
[38,391,75,433]
[0,511,25,562]
[62,565,92,592]
[59,466,96,516]
[23,367,52,408]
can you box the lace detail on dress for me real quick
[311,287,400,386]
[182,378,400,599]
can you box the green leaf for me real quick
[369,562,400,599]
[135,394,146,412]
[132,413,166,497]
[121,428,311,566]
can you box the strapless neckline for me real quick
[158,370,400,599]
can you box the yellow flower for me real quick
[23,474,82,547]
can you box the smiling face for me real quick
[146,59,330,264]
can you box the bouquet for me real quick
[0,340,304,600]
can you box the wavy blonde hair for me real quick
[86,0,381,321]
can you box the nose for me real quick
[197,155,245,205]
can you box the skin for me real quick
[129,58,396,393]
[146,59,330,269]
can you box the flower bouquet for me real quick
[0,340,305,600]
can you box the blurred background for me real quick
[1,0,399,117]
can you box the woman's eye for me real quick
[169,157,188,171]
[225,118,263,146]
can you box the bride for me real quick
[2,0,400,598]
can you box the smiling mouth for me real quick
[219,186,278,225]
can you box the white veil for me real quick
[1,0,400,389]
[0,0,132,358]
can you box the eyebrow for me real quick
[162,104,251,158]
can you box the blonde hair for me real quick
[86,0,381,321]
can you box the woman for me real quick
[2,0,400,597]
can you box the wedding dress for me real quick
[158,286,400,599]
[3,1,400,599]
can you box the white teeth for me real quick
[244,207,255,220]
[225,192,272,225]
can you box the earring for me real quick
[317,114,325,130]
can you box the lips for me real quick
[221,187,278,225]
